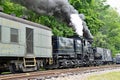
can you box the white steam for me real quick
[70,14,83,36]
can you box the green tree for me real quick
[69,0,106,35]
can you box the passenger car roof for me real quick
[0,12,51,31]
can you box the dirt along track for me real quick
[0,64,120,80]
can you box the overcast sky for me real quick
[107,0,120,14]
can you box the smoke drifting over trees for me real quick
[11,0,78,17]
[11,0,93,40]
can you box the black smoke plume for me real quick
[11,0,93,40]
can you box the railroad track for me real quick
[0,64,120,80]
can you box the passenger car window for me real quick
[11,28,18,43]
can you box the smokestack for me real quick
[11,0,93,40]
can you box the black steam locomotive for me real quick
[45,36,113,69]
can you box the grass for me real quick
[1,72,11,74]
[87,71,120,80]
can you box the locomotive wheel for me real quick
[19,63,38,72]
[9,64,16,73]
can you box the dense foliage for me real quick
[0,0,120,56]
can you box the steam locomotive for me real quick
[49,36,113,69]
[0,12,113,74]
